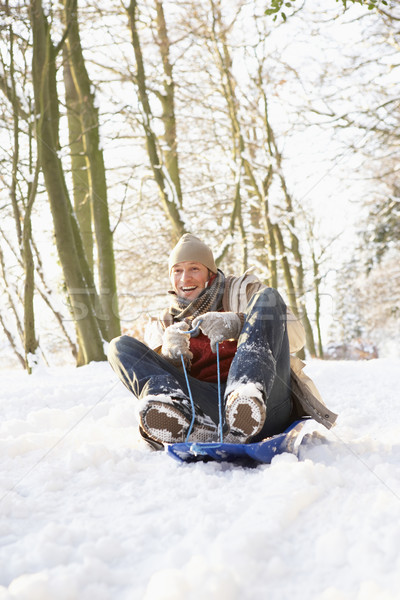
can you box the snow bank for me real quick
[0,358,400,600]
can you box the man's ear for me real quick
[204,269,213,288]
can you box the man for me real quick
[108,234,337,449]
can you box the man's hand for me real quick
[161,321,193,366]
[192,312,242,352]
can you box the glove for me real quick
[161,321,193,367]
[192,312,242,352]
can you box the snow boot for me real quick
[140,399,218,446]
[225,390,266,443]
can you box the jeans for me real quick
[107,288,292,440]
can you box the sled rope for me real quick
[180,320,201,442]
[180,320,224,443]
[180,352,196,442]
[216,341,223,443]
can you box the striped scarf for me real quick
[168,270,225,324]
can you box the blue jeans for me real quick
[107,288,292,440]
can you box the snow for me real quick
[224,379,264,402]
[1,358,400,600]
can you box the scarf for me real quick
[168,269,225,324]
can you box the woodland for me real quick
[0,0,399,371]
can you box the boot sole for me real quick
[140,401,218,445]
[225,392,266,442]
[141,401,189,444]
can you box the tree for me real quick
[5,0,390,365]
[262,0,400,353]
[62,0,120,342]
[194,0,317,354]
[0,7,44,370]
[126,0,186,242]
[265,0,392,22]
[62,53,93,271]
[0,1,124,368]
[8,17,39,370]
[29,0,106,364]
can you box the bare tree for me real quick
[126,0,186,242]
[62,0,120,341]
[29,0,106,364]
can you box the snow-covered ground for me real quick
[1,358,400,600]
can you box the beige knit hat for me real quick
[168,234,217,274]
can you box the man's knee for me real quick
[249,287,286,318]
[107,335,144,363]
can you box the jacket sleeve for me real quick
[290,363,338,429]
[143,318,164,352]
[290,355,323,402]
[286,309,306,354]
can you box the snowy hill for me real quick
[1,358,400,600]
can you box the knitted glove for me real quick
[192,312,242,352]
[161,321,193,367]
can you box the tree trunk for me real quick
[126,0,185,242]
[9,21,39,371]
[262,167,278,288]
[209,3,252,268]
[62,50,93,272]
[312,249,324,358]
[30,0,105,364]
[22,163,39,371]
[63,0,120,341]
[278,173,317,357]
[273,223,298,313]
[155,0,183,208]
[263,93,317,357]
[273,223,305,359]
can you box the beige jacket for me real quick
[145,270,338,430]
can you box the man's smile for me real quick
[170,261,210,299]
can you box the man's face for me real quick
[170,261,210,300]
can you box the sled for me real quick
[166,417,314,464]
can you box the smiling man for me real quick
[108,234,337,449]
[170,262,209,300]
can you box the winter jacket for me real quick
[145,270,338,430]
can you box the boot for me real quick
[139,397,218,446]
[224,389,266,443]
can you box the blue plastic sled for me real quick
[166,417,314,464]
